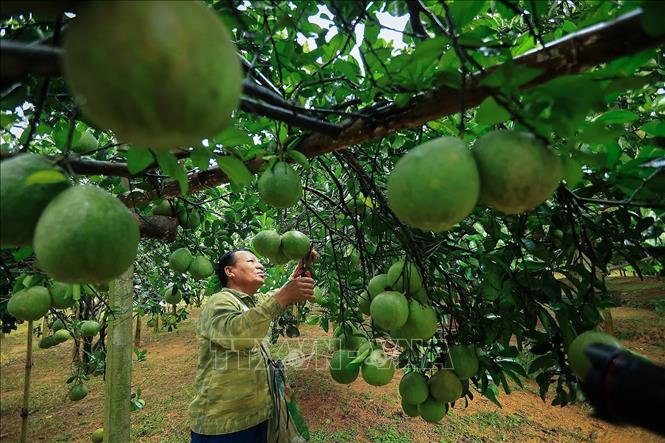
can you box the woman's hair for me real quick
[216,248,251,287]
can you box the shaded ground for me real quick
[1,277,663,442]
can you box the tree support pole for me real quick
[104,265,134,443]
[19,320,33,443]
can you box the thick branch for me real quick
[294,9,665,157]
[135,215,178,241]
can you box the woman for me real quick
[189,248,315,442]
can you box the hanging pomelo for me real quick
[7,286,52,321]
[62,1,242,149]
[370,291,409,331]
[280,230,310,260]
[472,130,562,214]
[258,162,302,208]
[387,137,479,232]
[251,230,282,258]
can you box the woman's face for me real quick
[225,250,266,291]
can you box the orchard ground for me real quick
[1,276,663,443]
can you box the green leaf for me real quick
[13,246,33,262]
[476,97,511,126]
[348,347,371,365]
[449,0,486,29]
[154,151,188,195]
[286,150,309,169]
[480,62,543,89]
[214,126,253,147]
[25,170,67,185]
[126,147,154,174]
[191,146,212,171]
[593,110,638,124]
[562,157,583,187]
[641,121,665,137]
[217,155,253,188]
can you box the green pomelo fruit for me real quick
[331,325,366,351]
[62,1,242,150]
[370,291,409,331]
[169,248,193,274]
[472,130,563,214]
[386,261,422,294]
[402,399,420,417]
[7,286,51,321]
[367,274,389,298]
[52,319,65,331]
[568,330,621,379]
[329,349,360,384]
[69,383,88,401]
[258,162,302,208]
[418,396,448,423]
[39,335,57,349]
[399,300,438,340]
[50,282,75,309]
[362,349,395,386]
[152,200,174,216]
[33,186,140,283]
[429,369,463,403]
[0,153,70,247]
[280,230,310,260]
[91,428,104,443]
[399,372,429,405]
[80,320,101,337]
[358,290,371,315]
[177,207,201,230]
[448,344,479,379]
[267,247,290,265]
[251,230,281,258]
[387,137,479,232]
[189,256,214,280]
[72,129,98,154]
[53,328,71,343]
[163,286,182,304]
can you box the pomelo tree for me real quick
[0,0,663,440]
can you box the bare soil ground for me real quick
[1,277,663,442]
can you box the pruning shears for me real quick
[298,244,314,278]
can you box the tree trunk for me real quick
[104,265,134,443]
[153,315,159,333]
[20,320,34,443]
[134,315,141,348]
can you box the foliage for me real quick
[0,0,663,413]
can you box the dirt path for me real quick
[1,277,664,442]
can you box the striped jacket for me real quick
[189,288,284,435]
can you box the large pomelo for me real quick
[50,282,75,309]
[401,399,420,417]
[358,290,371,315]
[418,396,448,423]
[367,273,389,298]
[472,130,562,214]
[33,186,139,283]
[39,335,57,349]
[72,129,98,154]
[163,285,182,304]
[370,291,409,331]
[280,231,310,260]
[169,248,193,274]
[258,162,302,208]
[448,344,479,379]
[177,207,201,230]
[80,320,101,337]
[69,383,88,401]
[361,349,395,386]
[62,1,242,150]
[152,200,174,216]
[251,230,281,258]
[267,246,290,265]
[329,349,360,384]
[399,372,429,405]
[91,428,104,443]
[52,319,65,332]
[429,369,463,403]
[189,256,214,280]
[0,153,70,247]
[387,137,479,232]
[568,330,621,379]
[400,300,438,340]
[386,261,422,294]
[7,286,52,321]
[54,328,71,343]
